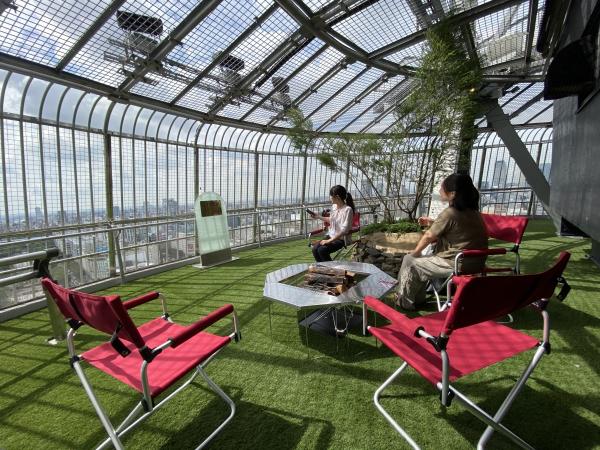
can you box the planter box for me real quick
[352,231,422,279]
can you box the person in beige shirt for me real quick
[396,173,488,310]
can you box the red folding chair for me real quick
[433,214,529,312]
[363,252,571,450]
[40,277,241,450]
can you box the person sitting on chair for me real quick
[309,185,355,262]
[396,173,488,310]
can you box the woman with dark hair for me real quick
[309,185,356,262]
[396,173,488,310]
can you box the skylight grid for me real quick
[502,83,543,115]
[310,68,384,130]
[300,63,366,118]
[0,0,110,66]
[237,39,327,125]
[207,8,299,119]
[474,3,529,66]
[303,1,333,13]
[256,46,346,127]
[170,0,268,77]
[175,79,221,113]
[386,42,425,67]
[324,76,406,133]
[130,74,188,103]
[361,109,397,133]
[64,0,201,87]
[211,8,298,79]
[332,0,418,53]
[512,100,553,125]
[130,0,270,103]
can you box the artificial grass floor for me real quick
[0,219,599,449]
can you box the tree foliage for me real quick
[288,17,482,222]
[285,107,315,154]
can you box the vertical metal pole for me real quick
[0,71,11,230]
[19,78,33,231]
[527,141,544,217]
[253,133,261,244]
[104,103,117,277]
[300,146,308,233]
[38,83,53,228]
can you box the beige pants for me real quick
[397,254,453,308]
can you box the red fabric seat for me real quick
[370,311,538,385]
[40,277,241,450]
[84,318,230,397]
[365,252,571,449]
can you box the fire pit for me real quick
[264,261,397,339]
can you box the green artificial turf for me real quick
[0,220,599,449]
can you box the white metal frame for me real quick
[370,302,552,450]
[60,294,241,450]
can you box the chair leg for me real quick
[445,385,535,450]
[476,345,546,449]
[72,361,125,450]
[373,362,421,450]
[439,346,547,450]
[195,366,236,450]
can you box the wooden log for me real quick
[304,273,347,285]
[307,265,347,277]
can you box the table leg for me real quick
[304,310,310,358]
[268,302,273,340]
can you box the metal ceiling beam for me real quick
[475,82,535,126]
[361,79,417,133]
[360,101,397,133]
[55,0,128,71]
[266,59,347,126]
[369,0,528,60]
[170,4,278,105]
[274,0,409,75]
[524,0,539,67]
[239,44,327,121]
[116,0,223,94]
[316,73,392,132]
[0,52,289,133]
[337,77,409,132]
[305,66,369,120]
[207,35,307,115]
[187,1,377,118]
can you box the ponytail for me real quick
[345,192,356,213]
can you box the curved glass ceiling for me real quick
[0,0,550,132]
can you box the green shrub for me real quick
[361,220,420,236]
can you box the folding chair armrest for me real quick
[308,228,326,237]
[461,248,507,257]
[364,296,421,336]
[169,304,235,348]
[123,291,160,310]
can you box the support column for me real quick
[484,100,551,210]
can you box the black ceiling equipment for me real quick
[117,10,163,36]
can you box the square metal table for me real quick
[263,261,397,344]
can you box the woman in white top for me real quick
[309,185,355,262]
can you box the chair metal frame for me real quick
[433,214,529,312]
[363,252,571,450]
[41,277,241,450]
